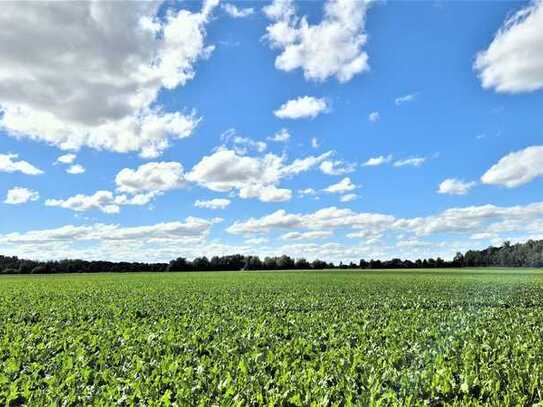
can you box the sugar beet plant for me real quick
[1,269,543,405]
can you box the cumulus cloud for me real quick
[320,160,356,176]
[55,154,77,165]
[368,112,380,122]
[187,148,331,202]
[274,96,328,119]
[194,198,231,210]
[45,190,156,214]
[475,1,543,93]
[0,153,43,175]
[481,145,543,187]
[227,201,543,245]
[394,157,427,167]
[264,0,371,83]
[227,207,395,235]
[4,187,39,205]
[268,128,291,142]
[395,93,417,106]
[324,177,356,193]
[438,178,476,195]
[222,3,254,18]
[0,1,218,158]
[363,155,392,166]
[45,191,121,214]
[221,128,267,154]
[116,162,185,194]
[298,188,317,197]
[340,193,358,202]
[66,164,86,175]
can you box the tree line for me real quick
[1,240,542,274]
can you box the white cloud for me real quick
[340,193,358,202]
[234,137,267,153]
[437,178,476,195]
[45,191,121,214]
[394,157,427,167]
[222,3,254,18]
[264,0,371,83]
[116,162,185,194]
[362,154,392,166]
[298,188,317,197]
[368,112,380,122]
[320,160,356,176]
[67,164,86,175]
[0,153,43,175]
[481,145,543,187]
[311,137,319,149]
[0,1,218,158]
[274,96,328,119]
[239,185,292,202]
[244,237,269,245]
[324,177,356,193]
[268,128,291,143]
[227,201,543,246]
[281,230,333,240]
[55,154,77,165]
[194,198,231,210]
[395,93,417,106]
[45,189,156,214]
[227,207,395,235]
[187,148,331,202]
[4,187,39,205]
[0,217,216,244]
[221,129,267,154]
[474,1,543,93]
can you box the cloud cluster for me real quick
[320,160,356,175]
[268,129,291,143]
[363,155,392,167]
[222,3,254,18]
[66,164,86,175]
[323,177,357,193]
[0,217,217,244]
[55,154,77,165]
[274,96,328,119]
[395,93,417,106]
[0,1,218,158]
[0,154,43,175]
[475,1,543,93]
[226,201,543,244]
[187,148,332,202]
[116,162,186,194]
[4,187,39,205]
[264,0,370,83]
[368,112,380,122]
[194,198,231,210]
[393,157,427,167]
[437,178,476,195]
[481,145,543,188]
[54,153,85,174]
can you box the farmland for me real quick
[1,269,543,405]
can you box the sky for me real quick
[1,0,543,263]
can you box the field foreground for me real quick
[1,269,543,405]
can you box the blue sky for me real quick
[1,0,543,262]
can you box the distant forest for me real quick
[1,240,543,274]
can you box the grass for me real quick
[1,268,543,405]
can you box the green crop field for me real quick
[1,269,543,406]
